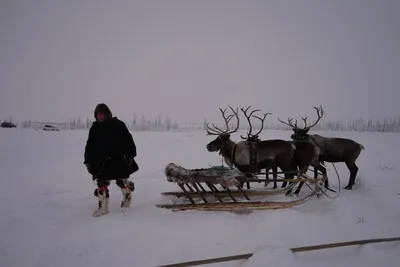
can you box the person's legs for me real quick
[93,179,110,217]
[116,179,133,208]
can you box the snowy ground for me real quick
[0,128,399,267]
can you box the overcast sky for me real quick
[1,0,399,125]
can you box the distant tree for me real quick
[157,114,162,129]
[203,117,207,130]
[70,117,76,129]
[86,117,92,128]
[77,117,83,129]
[165,116,172,131]
[131,114,138,130]
[172,121,179,130]
[140,116,146,130]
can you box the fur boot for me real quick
[93,187,109,217]
[120,180,133,208]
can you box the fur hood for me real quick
[94,103,112,121]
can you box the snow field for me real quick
[0,128,399,267]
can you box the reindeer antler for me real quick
[303,105,324,130]
[252,112,272,136]
[277,105,324,130]
[240,106,271,139]
[277,117,298,129]
[205,106,240,135]
[240,106,259,138]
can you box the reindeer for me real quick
[205,106,296,189]
[239,106,279,189]
[278,105,365,190]
[277,116,324,195]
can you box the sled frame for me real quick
[157,164,327,211]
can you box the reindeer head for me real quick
[205,106,240,153]
[240,106,271,141]
[206,133,232,152]
[277,105,324,141]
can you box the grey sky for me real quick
[1,0,399,125]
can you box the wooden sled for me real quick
[156,163,327,212]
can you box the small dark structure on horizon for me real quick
[1,122,17,128]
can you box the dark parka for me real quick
[84,104,138,180]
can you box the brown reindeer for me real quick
[239,106,279,189]
[205,106,296,189]
[279,105,365,190]
[277,115,324,195]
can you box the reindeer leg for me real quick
[285,173,295,195]
[240,173,252,189]
[285,174,304,196]
[294,181,304,195]
[294,166,308,195]
[344,162,358,190]
[294,171,305,196]
[352,163,359,186]
[245,174,251,189]
[265,167,270,187]
[283,160,297,189]
[272,167,278,189]
[284,163,297,195]
[314,165,319,179]
[316,162,337,193]
[264,167,276,188]
[281,180,287,188]
[316,162,328,188]
[281,168,289,188]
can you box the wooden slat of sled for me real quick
[161,189,285,198]
[169,177,324,184]
[157,237,400,267]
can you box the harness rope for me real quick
[319,162,341,199]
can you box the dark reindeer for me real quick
[277,116,324,195]
[239,106,279,189]
[205,106,296,189]
[279,105,365,190]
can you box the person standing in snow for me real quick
[84,103,139,217]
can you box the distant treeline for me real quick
[8,114,181,131]
[214,117,400,133]
[270,117,400,132]
[3,115,400,133]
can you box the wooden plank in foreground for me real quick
[157,253,252,267]
[290,236,400,253]
[157,236,400,267]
